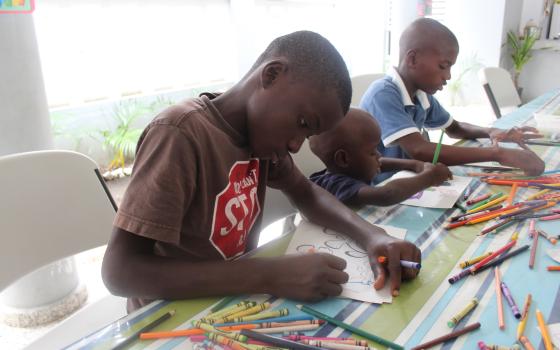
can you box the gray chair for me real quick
[478,67,522,118]
[350,73,385,107]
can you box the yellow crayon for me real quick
[459,253,493,269]
[207,333,252,350]
[447,298,478,327]
[192,320,248,342]
[203,301,256,321]
[222,302,271,322]
[229,308,289,323]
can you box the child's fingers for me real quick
[402,249,422,280]
[386,249,402,296]
[371,259,386,290]
[321,282,344,297]
[326,269,349,285]
[321,253,347,270]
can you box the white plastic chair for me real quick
[0,150,126,349]
[261,140,324,233]
[350,73,385,107]
[478,67,522,118]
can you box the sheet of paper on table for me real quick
[388,170,471,209]
[549,323,560,345]
[285,219,406,304]
[547,248,560,263]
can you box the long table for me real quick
[67,91,560,350]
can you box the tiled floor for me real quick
[0,103,496,349]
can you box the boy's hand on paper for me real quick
[497,147,545,176]
[367,235,421,297]
[421,162,453,186]
[489,126,543,150]
[267,253,349,302]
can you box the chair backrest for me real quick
[0,150,116,291]
[478,67,522,118]
[350,73,385,107]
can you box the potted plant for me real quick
[506,30,538,93]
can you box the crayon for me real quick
[240,329,323,350]
[495,268,505,329]
[410,322,480,350]
[377,256,421,269]
[500,281,521,319]
[447,298,478,327]
[296,304,403,350]
[459,252,493,269]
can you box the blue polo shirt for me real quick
[359,67,453,183]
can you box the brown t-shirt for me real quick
[114,94,293,312]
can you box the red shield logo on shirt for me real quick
[210,159,261,259]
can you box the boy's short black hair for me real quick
[251,31,352,115]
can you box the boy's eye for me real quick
[298,117,308,128]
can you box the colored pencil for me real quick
[468,192,504,211]
[467,193,491,205]
[494,268,505,329]
[547,266,560,271]
[536,310,553,350]
[296,304,403,350]
[473,245,529,275]
[471,240,516,272]
[517,294,531,340]
[519,335,536,350]
[240,329,323,350]
[432,130,445,164]
[112,310,175,349]
[410,322,480,350]
[529,231,539,269]
[505,183,518,206]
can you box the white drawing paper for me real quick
[285,219,407,304]
[388,171,472,209]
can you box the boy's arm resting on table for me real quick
[379,157,424,173]
[101,228,348,302]
[395,132,545,175]
[279,165,421,295]
[348,163,451,207]
[445,120,542,148]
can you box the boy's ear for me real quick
[405,49,417,67]
[261,60,288,89]
[333,149,349,168]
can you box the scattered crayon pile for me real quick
[444,169,560,349]
[138,300,382,350]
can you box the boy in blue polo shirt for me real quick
[360,18,544,183]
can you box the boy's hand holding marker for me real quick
[366,234,421,296]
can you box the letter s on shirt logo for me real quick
[210,159,260,259]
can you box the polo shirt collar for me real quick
[388,67,431,110]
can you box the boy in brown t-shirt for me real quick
[102,31,420,312]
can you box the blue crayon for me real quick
[400,260,421,269]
